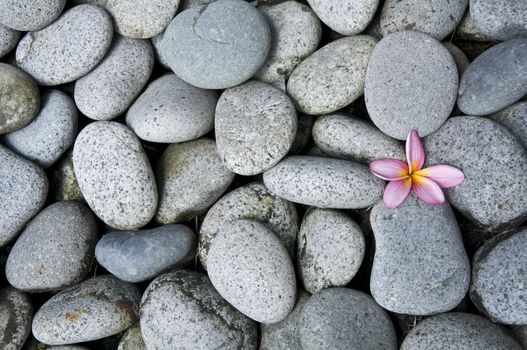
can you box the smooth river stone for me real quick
[488,101,527,148]
[263,156,384,209]
[117,323,146,350]
[16,4,113,86]
[364,30,458,140]
[424,116,527,232]
[75,36,154,120]
[470,0,527,40]
[96,224,196,283]
[0,145,48,247]
[207,220,297,323]
[215,80,297,175]
[0,24,20,58]
[155,138,234,224]
[73,121,158,230]
[457,38,527,116]
[140,270,257,350]
[126,73,217,143]
[370,193,470,315]
[0,288,33,350]
[306,0,379,35]
[32,275,141,345]
[6,201,97,292]
[0,0,65,31]
[4,90,77,168]
[198,182,298,269]
[287,35,377,115]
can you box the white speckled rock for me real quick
[215,80,297,175]
[287,36,377,115]
[73,121,158,230]
[126,73,217,143]
[470,0,527,40]
[117,323,146,350]
[443,42,470,75]
[0,0,65,31]
[4,90,77,168]
[0,288,33,350]
[0,24,20,58]
[207,220,296,323]
[488,101,527,148]
[16,4,113,86]
[32,275,141,345]
[74,36,154,121]
[263,156,384,209]
[306,0,379,35]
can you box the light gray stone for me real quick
[126,73,217,143]
[298,288,397,350]
[163,0,271,89]
[32,275,141,345]
[287,35,377,115]
[443,41,470,75]
[455,10,492,41]
[150,30,170,69]
[370,193,470,315]
[118,323,146,350]
[365,30,458,140]
[0,288,32,350]
[73,121,158,230]
[51,150,85,203]
[471,0,527,40]
[140,270,257,350]
[488,101,527,148]
[0,0,65,31]
[155,138,234,224]
[306,0,379,35]
[215,80,297,175]
[0,24,20,58]
[16,4,113,86]
[74,36,154,121]
[207,219,296,323]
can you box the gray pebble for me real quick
[74,36,154,120]
[155,138,234,224]
[207,219,297,323]
[199,182,298,269]
[370,193,470,315]
[140,270,257,350]
[488,101,527,148]
[287,35,377,115]
[306,0,379,35]
[4,90,77,168]
[73,121,158,230]
[51,150,85,203]
[163,0,271,89]
[117,323,146,350]
[0,288,33,350]
[126,73,217,143]
[0,0,65,31]
[424,116,527,233]
[443,41,470,75]
[365,30,458,140]
[32,275,141,345]
[298,288,397,350]
[512,326,527,348]
[457,38,527,116]
[150,30,170,69]
[0,24,20,58]
[471,0,527,40]
[16,4,113,86]
[455,9,493,41]
[263,156,384,209]
[215,80,297,175]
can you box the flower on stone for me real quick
[369,130,465,209]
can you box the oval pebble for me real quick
[0,287,33,350]
[0,24,20,58]
[51,150,85,203]
[207,219,297,323]
[488,101,527,148]
[16,4,113,86]
[306,0,379,35]
[118,323,146,350]
[470,0,527,40]
[0,0,65,31]
[73,121,158,230]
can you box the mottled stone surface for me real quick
[0,24,20,58]
[471,0,527,40]
[0,288,33,350]
[118,323,146,350]
[306,0,379,35]
[0,0,65,31]
[488,101,527,148]
[51,150,84,203]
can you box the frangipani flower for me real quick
[370,130,465,209]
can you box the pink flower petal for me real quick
[370,159,409,181]
[414,165,465,188]
[411,175,445,205]
[406,130,425,173]
[383,178,412,209]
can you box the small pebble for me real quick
[306,0,379,35]
[470,0,527,40]
[0,0,66,31]
[0,287,33,350]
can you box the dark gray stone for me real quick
[51,150,85,203]
[443,42,470,75]
[0,287,32,350]
[0,0,65,31]
[471,0,527,40]
[117,323,146,350]
[306,0,379,35]
[0,24,20,58]
[488,101,527,148]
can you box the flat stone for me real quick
[199,182,298,269]
[263,156,384,209]
[73,121,158,230]
[306,0,379,35]
[51,150,85,203]
[298,288,397,350]
[32,275,141,345]
[16,4,113,86]
[488,101,527,148]
[0,24,20,58]
[424,116,527,232]
[287,35,377,115]
[74,36,154,120]
[443,41,470,75]
[470,0,527,40]
[365,30,458,140]
[117,323,146,350]
[140,270,257,350]
[0,0,65,31]
[4,90,77,168]
[155,138,234,224]
[457,38,527,116]
[0,288,33,350]
[370,193,470,315]
[215,80,297,175]
[126,73,217,143]
[207,220,296,323]
[163,0,271,89]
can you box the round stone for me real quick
[287,35,377,115]
[51,150,85,203]
[73,121,158,230]
[488,101,527,148]
[118,323,146,350]
[443,41,470,75]
[364,30,458,140]
[0,0,65,31]
[470,0,527,40]
[0,24,20,58]
[207,219,297,323]
[306,0,379,35]
[163,0,271,89]
[74,36,154,121]
[16,4,113,86]
[0,287,33,350]
[215,80,297,175]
